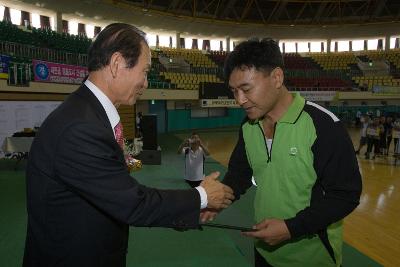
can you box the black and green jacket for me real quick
[223,93,362,267]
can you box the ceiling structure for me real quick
[6,0,400,39]
[119,0,400,26]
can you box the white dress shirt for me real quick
[85,79,120,137]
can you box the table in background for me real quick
[1,137,34,169]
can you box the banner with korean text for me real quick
[200,91,337,107]
[200,99,239,108]
[33,60,88,84]
[295,91,337,102]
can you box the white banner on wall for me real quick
[200,99,239,108]
[295,91,337,102]
[199,91,337,107]
[0,101,61,156]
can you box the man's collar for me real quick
[278,93,305,124]
[250,93,305,126]
[84,79,120,130]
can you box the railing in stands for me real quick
[0,41,88,66]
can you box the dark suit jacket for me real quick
[23,85,200,267]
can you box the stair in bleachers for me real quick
[389,62,400,78]
[155,48,222,90]
[357,55,370,63]
[208,51,227,67]
[147,55,175,89]
[160,47,217,69]
[147,70,175,89]
[284,53,321,70]
[348,63,363,80]
[207,51,227,80]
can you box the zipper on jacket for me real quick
[257,122,277,162]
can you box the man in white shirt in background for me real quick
[178,133,210,188]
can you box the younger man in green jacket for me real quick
[202,39,362,267]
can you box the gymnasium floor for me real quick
[0,127,397,266]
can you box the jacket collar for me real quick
[74,84,114,133]
[278,93,305,124]
[249,92,305,126]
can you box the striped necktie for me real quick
[114,121,124,150]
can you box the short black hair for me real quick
[88,23,147,72]
[224,38,284,82]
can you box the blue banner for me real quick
[0,55,11,79]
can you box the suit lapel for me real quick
[73,84,126,162]
[75,84,115,138]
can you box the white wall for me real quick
[0,101,61,156]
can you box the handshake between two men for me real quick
[199,171,234,210]
[198,171,232,224]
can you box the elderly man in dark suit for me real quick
[23,23,234,267]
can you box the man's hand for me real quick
[200,208,220,222]
[242,219,291,246]
[200,172,234,209]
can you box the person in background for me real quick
[379,116,387,156]
[384,116,393,155]
[178,133,210,188]
[376,109,381,118]
[201,38,362,267]
[136,111,143,138]
[355,109,362,127]
[23,23,234,267]
[355,114,369,155]
[366,116,381,159]
[393,117,400,156]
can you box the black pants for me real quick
[366,137,379,157]
[185,180,202,188]
[254,248,273,267]
[254,248,342,267]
